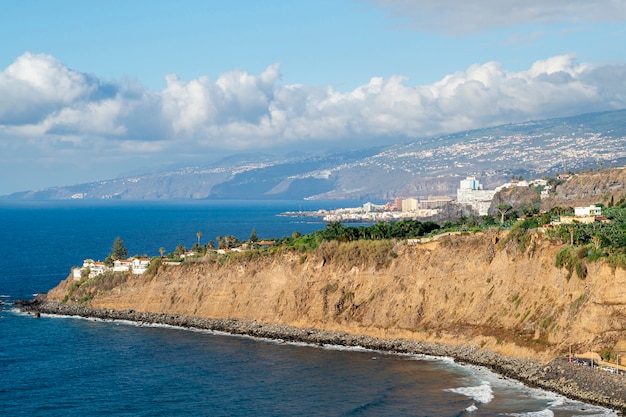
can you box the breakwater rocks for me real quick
[22,299,626,413]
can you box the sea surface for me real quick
[0,200,617,416]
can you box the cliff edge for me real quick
[45,230,626,362]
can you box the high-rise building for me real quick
[394,197,403,211]
[402,198,419,212]
[457,176,495,215]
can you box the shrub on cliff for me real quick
[316,239,396,270]
[555,246,588,281]
[62,271,130,304]
[499,220,536,254]
[144,257,163,277]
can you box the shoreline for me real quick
[21,299,626,413]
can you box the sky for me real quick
[1,0,626,195]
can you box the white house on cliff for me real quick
[73,257,150,280]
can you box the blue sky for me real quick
[1,0,626,195]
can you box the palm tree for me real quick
[196,231,202,246]
[159,247,165,258]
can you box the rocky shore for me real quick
[21,298,626,413]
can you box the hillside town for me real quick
[294,175,555,223]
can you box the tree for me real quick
[196,231,202,246]
[321,221,344,240]
[159,247,166,258]
[222,235,240,249]
[249,227,259,243]
[111,237,128,260]
[175,243,187,256]
[496,204,513,224]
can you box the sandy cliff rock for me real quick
[47,231,626,361]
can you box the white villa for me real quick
[73,257,151,280]
[556,205,609,225]
[574,205,603,217]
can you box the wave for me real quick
[446,381,494,404]
[505,410,554,417]
[406,352,456,364]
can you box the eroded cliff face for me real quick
[47,231,626,361]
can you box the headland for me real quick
[22,227,626,412]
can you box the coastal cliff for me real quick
[45,230,626,362]
[33,229,626,410]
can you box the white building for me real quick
[574,205,602,217]
[460,176,482,190]
[457,176,496,216]
[73,257,151,280]
[113,259,132,272]
[401,198,419,212]
[131,258,151,274]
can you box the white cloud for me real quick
[161,63,280,137]
[369,0,626,34]
[1,52,626,161]
[0,53,98,124]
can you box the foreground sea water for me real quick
[0,200,617,416]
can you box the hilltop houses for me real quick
[73,257,150,280]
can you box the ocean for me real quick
[0,200,617,416]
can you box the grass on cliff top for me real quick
[62,271,131,304]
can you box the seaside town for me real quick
[284,175,555,222]
[75,174,609,280]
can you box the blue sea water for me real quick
[0,200,617,416]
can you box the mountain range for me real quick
[4,109,626,201]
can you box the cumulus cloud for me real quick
[369,0,626,35]
[1,52,626,158]
[0,52,115,125]
[161,63,279,136]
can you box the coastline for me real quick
[21,299,626,413]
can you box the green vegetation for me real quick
[62,271,130,304]
[569,294,586,313]
[555,246,588,281]
[130,185,626,276]
[105,236,128,265]
[285,219,441,252]
[316,239,397,269]
[500,220,535,253]
[549,205,626,273]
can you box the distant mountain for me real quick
[4,109,626,201]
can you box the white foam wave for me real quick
[0,294,10,298]
[319,344,372,353]
[406,352,456,364]
[506,410,554,417]
[446,381,494,404]
[465,403,478,413]
[549,404,619,417]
